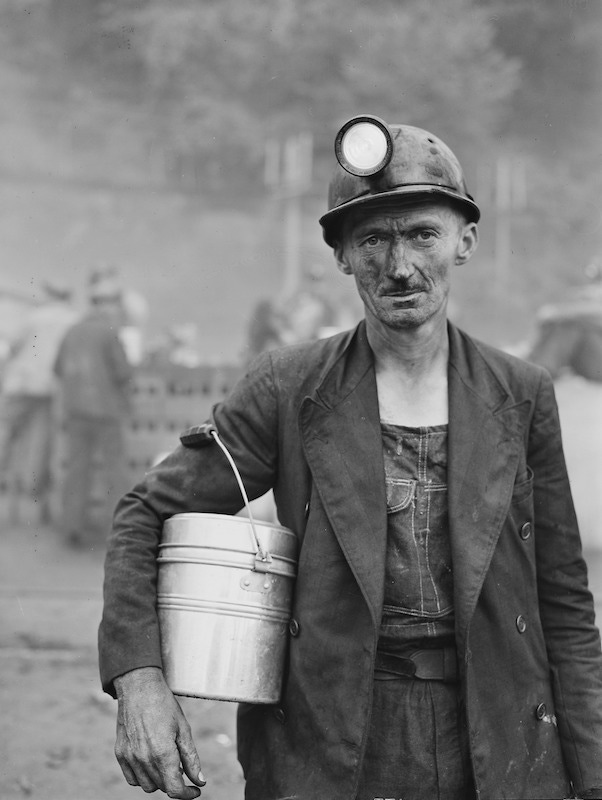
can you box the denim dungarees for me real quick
[357,423,474,800]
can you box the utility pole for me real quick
[494,154,527,293]
[494,156,512,293]
[264,132,313,298]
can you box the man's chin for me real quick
[378,311,425,329]
[371,302,445,330]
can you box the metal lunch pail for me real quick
[157,428,298,704]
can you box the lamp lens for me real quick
[341,122,389,172]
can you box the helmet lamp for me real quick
[334,115,393,177]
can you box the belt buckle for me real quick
[410,649,439,680]
[375,651,417,678]
[375,647,457,682]
[409,648,457,682]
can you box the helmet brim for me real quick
[319,185,480,247]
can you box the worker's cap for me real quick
[319,115,480,247]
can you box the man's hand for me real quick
[113,667,206,799]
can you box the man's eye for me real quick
[362,235,384,247]
[413,230,436,242]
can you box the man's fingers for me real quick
[164,783,201,800]
[115,752,139,787]
[159,752,202,799]
[176,720,206,788]
[115,749,158,794]
[147,742,202,800]
[115,723,164,794]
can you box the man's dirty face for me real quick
[335,200,474,331]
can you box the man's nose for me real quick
[386,239,415,279]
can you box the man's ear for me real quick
[334,241,353,275]
[455,222,479,265]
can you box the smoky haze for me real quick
[1,4,602,799]
[0,0,600,360]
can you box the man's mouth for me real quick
[385,287,424,297]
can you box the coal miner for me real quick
[99,116,602,799]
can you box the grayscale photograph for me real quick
[1,2,601,799]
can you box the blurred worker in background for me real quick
[119,288,150,367]
[245,265,340,361]
[99,117,602,799]
[0,280,78,521]
[278,287,335,346]
[54,266,133,548]
[245,298,283,361]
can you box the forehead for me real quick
[343,199,463,235]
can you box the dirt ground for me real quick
[0,510,245,800]
[1,374,601,800]
[0,517,246,800]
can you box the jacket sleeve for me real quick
[98,351,280,696]
[531,370,602,794]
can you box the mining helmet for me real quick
[319,115,480,247]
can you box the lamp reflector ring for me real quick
[335,116,393,177]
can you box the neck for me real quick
[365,310,449,377]
[366,311,450,426]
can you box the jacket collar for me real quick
[310,321,375,411]
[312,320,515,415]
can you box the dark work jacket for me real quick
[98,321,602,800]
[54,310,132,420]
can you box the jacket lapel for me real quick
[447,325,529,650]
[299,324,388,627]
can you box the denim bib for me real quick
[379,422,455,651]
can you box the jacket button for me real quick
[535,702,547,720]
[289,618,300,637]
[274,707,286,724]
[520,522,532,540]
[516,615,527,634]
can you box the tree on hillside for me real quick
[97,0,519,189]
[484,0,601,153]
[481,0,602,269]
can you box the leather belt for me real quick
[374,647,458,683]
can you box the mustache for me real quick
[382,278,428,293]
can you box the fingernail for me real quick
[198,770,206,786]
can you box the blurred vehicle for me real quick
[527,260,602,382]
